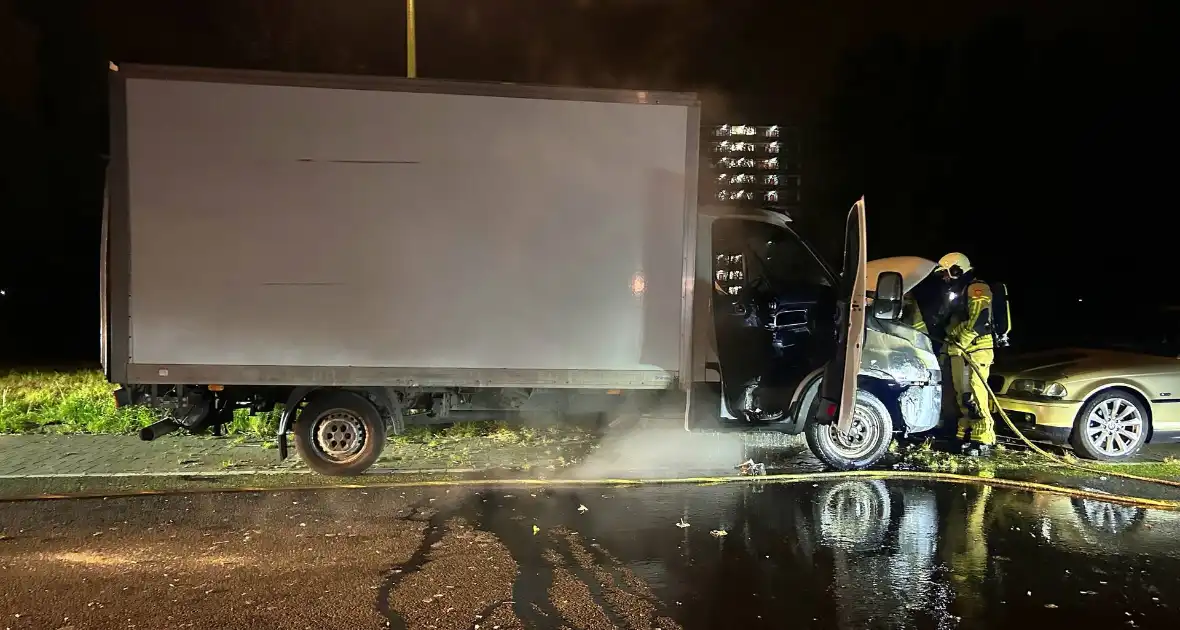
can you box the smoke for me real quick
[565,417,814,480]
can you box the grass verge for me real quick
[894,439,1180,482]
[0,371,577,446]
[391,420,585,447]
[1063,455,1180,481]
[0,370,154,435]
[381,421,595,469]
[0,370,280,440]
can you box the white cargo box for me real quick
[103,66,700,389]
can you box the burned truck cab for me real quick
[702,202,944,469]
[708,211,841,426]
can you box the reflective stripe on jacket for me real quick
[947,280,993,354]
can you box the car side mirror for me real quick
[872,271,904,320]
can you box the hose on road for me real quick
[3,467,1178,509]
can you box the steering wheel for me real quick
[735,278,772,320]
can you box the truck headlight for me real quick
[1009,379,1068,399]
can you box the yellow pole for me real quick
[406,0,417,78]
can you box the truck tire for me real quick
[813,480,891,551]
[805,389,894,471]
[293,391,386,476]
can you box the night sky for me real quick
[1,0,1176,364]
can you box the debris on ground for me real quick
[675,517,690,529]
[710,529,728,537]
[532,525,540,535]
[577,504,589,514]
[736,459,766,476]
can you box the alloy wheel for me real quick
[1083,397,1144,458]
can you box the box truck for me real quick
[103,64,926,476]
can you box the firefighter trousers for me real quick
[951,349,995,445]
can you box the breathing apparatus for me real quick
[934,252,1012,349]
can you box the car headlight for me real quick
[1008,379,1068,399]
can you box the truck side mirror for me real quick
[872,271,904,320]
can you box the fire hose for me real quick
[1,468,1176,509]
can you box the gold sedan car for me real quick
[992,347,1180,460]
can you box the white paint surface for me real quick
[124,78,691,371]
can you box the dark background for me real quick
[1,0,1176,365]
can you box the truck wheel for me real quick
[293,391,386,476]
[805,390,894,471]
[814,480,891,551]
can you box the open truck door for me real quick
[816,198,868,433]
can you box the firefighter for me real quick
[901,294,927,333]
[935,252,996,455]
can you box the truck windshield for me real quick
[713,219,834,291]
[748,233,833,288]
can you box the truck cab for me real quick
[701,200,944,469]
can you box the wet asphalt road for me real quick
[2,480,1180,630]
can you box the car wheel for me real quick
[1070,497,1146,536]
[293,391,386,476]
[1069,390,1149,461]
[806,389,894,470]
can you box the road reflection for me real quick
[457,479,1180,628]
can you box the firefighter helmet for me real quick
[935,252,972,278]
